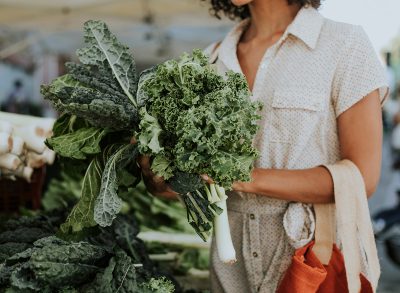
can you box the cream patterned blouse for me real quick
[204,5,389,293]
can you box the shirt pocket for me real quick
[269,88,326,145]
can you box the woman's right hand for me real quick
[137,155,178,200]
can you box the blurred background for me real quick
[1,0,400,292]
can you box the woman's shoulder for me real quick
[321,17,371,50]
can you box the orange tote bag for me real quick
[277,160,380,293]
[276,241,373,293]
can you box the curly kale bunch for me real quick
[137,50,262,257]
[138,49,262,189]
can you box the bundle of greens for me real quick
[41,20,143,234]
[137,51,262,263]
[0,215,176,293]
[42,19,262,265]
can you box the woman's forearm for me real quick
[233,166,334,204]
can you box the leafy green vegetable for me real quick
[168,172,203,195]
[138,51,261,188]
[42,172,82,212]
[0,215,176,293]
[46,127,107,160]
[138,49,261,263]
[94,144,138,227]
[60,156,103,233]
[76,20,138,107]
[119,182,193,234]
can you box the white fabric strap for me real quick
[313,160,380,293]
[313,203,335,265]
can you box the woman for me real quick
[140,0,389,292]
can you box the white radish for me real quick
[1,166,33,182]
[0,153,22,170]
[18,166,34,182]
[13,125,47,153]
[42,148,56,164]
[0,132,12,154]
[0,121,13,134]
[0,111,54,134]
[10,136,24,155]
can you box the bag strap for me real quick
[313,203,335,265]
[313,160,380,293]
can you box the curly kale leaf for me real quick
[139,49,262,189]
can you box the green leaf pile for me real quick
[0,215,175,293]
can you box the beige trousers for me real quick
[210,192,295,293]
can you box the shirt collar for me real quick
[286,6,324,50]
[218,6,324,72]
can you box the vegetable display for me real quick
[0,112,56,182]
[41,20,262,265]
[0,214,176,293]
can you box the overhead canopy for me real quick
[0,0,232,64]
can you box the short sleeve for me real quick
[332,26,389,118]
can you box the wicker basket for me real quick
[0,166,46,213]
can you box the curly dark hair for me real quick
[203,0,322,20]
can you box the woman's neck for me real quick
[243,0,301,42]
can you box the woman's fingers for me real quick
[201,174,214,184]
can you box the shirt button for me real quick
[253,252,258,257]
[249,214,255,220]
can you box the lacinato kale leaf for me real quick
[46,127,107,160]
[77,20,138,107]
[41,20,140,131]
[60,155,103,234]
[0,216,176,293]
[94,144,138,227]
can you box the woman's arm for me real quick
[233,89,383,204]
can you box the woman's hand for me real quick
[137,155,178,200]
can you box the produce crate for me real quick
[0,166,46,213]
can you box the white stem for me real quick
[0,121,13,134]
[0,112,54,133]
[0,132,12,154]
[43,148,56,164]
[16,165,34,182]
[26,151,46,168]
[209,183,220,203]
[213,184,236,264]
[1,166,33,182]
[13,126,46,153]
[0,153,22,170]
[10,136,24,155]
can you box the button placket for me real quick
[248,211,263,292]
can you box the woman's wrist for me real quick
[232,168,264,194]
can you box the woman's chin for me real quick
[231,0,253,7]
